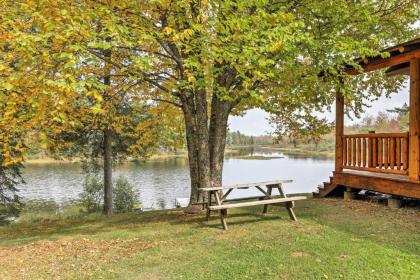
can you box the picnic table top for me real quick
[199,179,293,192]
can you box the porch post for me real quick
[409,58,420,181]
[335,89,344,172]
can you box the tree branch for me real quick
[151,98,182,108]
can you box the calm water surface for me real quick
[19,148,334,209]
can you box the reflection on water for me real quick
[19,148,334,209]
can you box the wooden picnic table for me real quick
[199,180,306,230]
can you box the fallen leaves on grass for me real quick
[291,252,308,257]
[337,254,350,260]
[321,199,420,228]
[0,239,171,279]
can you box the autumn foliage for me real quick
[1,1,418,209]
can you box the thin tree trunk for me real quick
[102,43,113,215]
[103,128,113,215]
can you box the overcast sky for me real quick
[228,83,410,136]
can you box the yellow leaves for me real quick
[182,29,194,38]
[0,137,25,167]
[164,27,194,42]
[269,39,284,52]
[172,34,180,42]
[2,82,14,91]
[1,157,23,167]
[39,132,49,149]
[92,91,104,103]
[187,74,196,83]
[0,63,8,72]
[280,13,294,23]
[163,27,175,35]
[114,126,122,134]
[90,103,105,115]
[57,97,65,106]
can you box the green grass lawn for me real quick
[0,198,419,280]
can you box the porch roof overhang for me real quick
[345,37,420,75]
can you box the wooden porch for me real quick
[315,38,420,200]
[317,170,420,199]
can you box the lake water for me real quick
[19,148,334,209]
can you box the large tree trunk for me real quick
[181,89,214,213]
[194,89,212,190]
[182,91,233,213]
[209,96,232,190]
[182,101,201,209]
[103,129,113,215]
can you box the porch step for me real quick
[313,175,342,198]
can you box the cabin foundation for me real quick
[388,197,403,209]
[343,187,357,200]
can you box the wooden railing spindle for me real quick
[390,137,395,169]
[362,138,367,167]
[403,136,409,170]
[396,137,401,170]
[347,138,351,167]
[384,138,389,169]
[378,138,383,168]
[341,132,408,175]
[343,137,347,166]
[372,138,377,168]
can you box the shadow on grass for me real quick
[1,198,419,257]
[199,213,289,230]
[0,207,294,246]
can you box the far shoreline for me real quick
[25,144,335,165]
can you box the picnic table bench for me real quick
[199,180,306,230]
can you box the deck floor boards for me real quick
[331,170,420,199]
[341,169,413,182]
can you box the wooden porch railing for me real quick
[342,132,409,175]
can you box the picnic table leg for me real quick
[278,185,297,221]
[206,191,212,222]
[262,186,272,214]
[202,194,206,210]
[220,209,228,230]
[215,190,228,230]
[286,201,297,221]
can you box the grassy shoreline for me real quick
[267,146,335,158]
[0,198,418,279]
[25,152,188,165]
[23,146,275,164]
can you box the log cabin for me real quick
[314,38,420,200]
